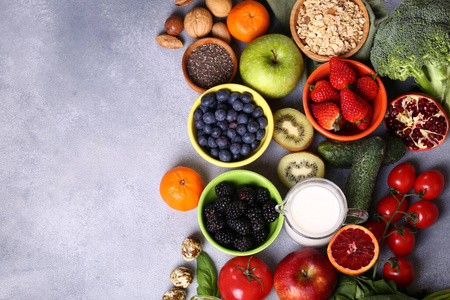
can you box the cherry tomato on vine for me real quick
[406,200,439,229]
[387,163,416,194]
[386,226,415,257]
[364,220,387,246]
[414,170,445,200]
[218,256,273,300]
[383,257,414,287]
[376,194,408,223]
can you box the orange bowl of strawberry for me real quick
[303,57,387,141]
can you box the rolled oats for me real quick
[296,0,366,57]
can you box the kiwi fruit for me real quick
[272,108,314,151]
[277,151,325,188]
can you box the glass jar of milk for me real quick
[275,178,368,247]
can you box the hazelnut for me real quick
[162,288,186,300]
[184,7,213,38]
[170,267,193,288]
[212,22,232,44]
[181,236,202,261]
[206,0,232,18]
[165,16,184,36]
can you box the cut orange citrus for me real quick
[327,224,379,275]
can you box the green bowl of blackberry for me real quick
[188,83,274,168]
[198,170,283,256]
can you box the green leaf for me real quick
[195,251,220,298]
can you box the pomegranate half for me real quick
[384,93,448,152]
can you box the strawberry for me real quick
[355,103,373,130]
[329,56,356,90]
[340,88,369,123]
[310,102,345,131]
[309,80,340,103]
[354,74,379,100]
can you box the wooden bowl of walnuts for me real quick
[290,0,370,62]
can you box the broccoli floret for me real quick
[370,0,450,114]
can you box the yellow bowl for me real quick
[187,83,274,168]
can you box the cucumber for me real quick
[344,137,385,214]
[317,136,406,168]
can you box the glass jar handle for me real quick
[275,198,288,216]
[344,208,369,225]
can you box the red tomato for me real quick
[218,256,273,300]
[414,170,445,200]
[387,163,416,194]
[376,194,408,223]
[406,200,439,229]
[364,220,387,246]
[383,257,414,287]
[386,226,415,257]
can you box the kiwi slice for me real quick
[277,152,325,188]
[273,108,314,151]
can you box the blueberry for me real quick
[197,135,208,146]
[211,126,222,138]
[258,117,268,129]
[208,137,218,148]
[198,104,209,113]
[216,89,230,102]
[242,132,256,144]
[217,120,229,131]
[201,93,216,108]
[229,121,238,129]
[203,111,216,124]
[203,124,212,134]
[219,149,232,162]
[232,100,244,112]
[232,153,243,161]
[228,92,240,105]
[243,103,255,114]
[252,106,264,118]
[216,136,229,149]
[251,139,260,150]
[240,143,251,156]
[236,124,247,136]
[197,129,205,136]
[237,113,249,124]
[194,119,204,130]
[247,119,260,133]
[210,148,219,158]
[230,143,242,155]
[215,109,227,121]
[217,103,229,111]
[256,128,265,140]
[193,108,203,120]
[227,128,237,140]
[232,135,242,143]
[226,109,238,123]
[240,92,253,104]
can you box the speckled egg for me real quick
[181,236,202,261]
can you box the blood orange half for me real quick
[327,224,379,275]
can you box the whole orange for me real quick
[160,166,205,211]
[226,0,270,43]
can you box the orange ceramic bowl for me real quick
[303,59,387,141]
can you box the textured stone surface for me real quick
[1,1,449,299]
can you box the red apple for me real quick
[274,248,337,300]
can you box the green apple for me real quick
[239,34,304,99]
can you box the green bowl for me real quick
[198,170,283,256]
[187,83,274,168]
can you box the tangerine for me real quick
[327,224,379,275]
[226,0,270,43]
[160,166,204,211]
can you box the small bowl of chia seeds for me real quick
[188,83,274,168]
[182,37,237,94]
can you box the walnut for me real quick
[184,7,213,39]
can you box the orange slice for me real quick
[327,224,379,275]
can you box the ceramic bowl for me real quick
[303,59,387,141]
[290,0,370,62]
[182,37,237,94]
[197,170,283,256]
[187,83,274,168]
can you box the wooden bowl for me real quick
[182,37,237,94]
[290,0,370,62]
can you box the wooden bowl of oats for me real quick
[290,0,370,62]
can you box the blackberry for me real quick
[214,228,235,247]
[226,200,247,220]
[215,196,232,213]
[252,227,268,244]
[262,200,279,223]
[203,203,218,219]
[247,207,265,231]
[255,187,270,204]
[236,186,256,205]
[205,213,225,233]
[215,182,234,197]
[233,235,254,252]
[228,218,251,236]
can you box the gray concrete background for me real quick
[1,0,448,299]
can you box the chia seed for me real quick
[187,43,233,89]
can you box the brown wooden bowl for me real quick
[182,37,238,94]
[290,0,370,62]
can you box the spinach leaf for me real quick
[195,251,220,298]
